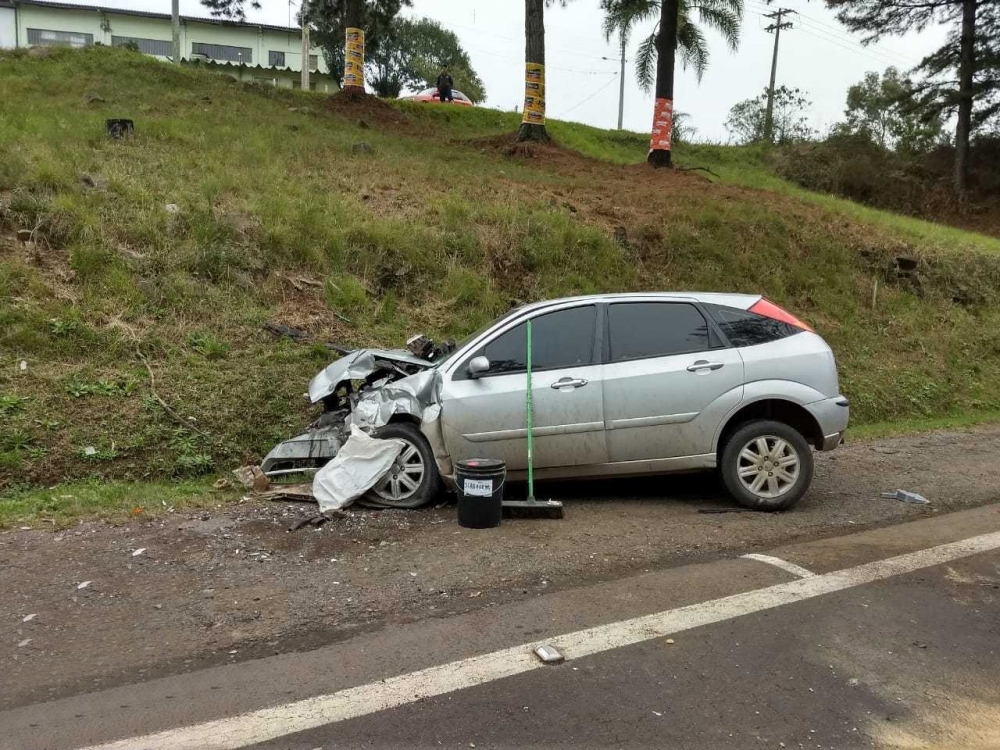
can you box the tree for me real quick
[601,0,743,167]
[200,0,259,20]
[518,0,550,142]
[302,0,411,90]
[838,68,944,153]
[826,0,1000,195]
[369,17,485,101]
[725,86,814,145]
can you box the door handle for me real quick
[550,377,588,390]
[687,360,724,373]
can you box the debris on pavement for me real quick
[258,483,315,502]
[18,638,32,648]
[77,581,92,590]
[882,489,929,504]
[698,508,751,514]
[132,548,146,557]
[22,614,37,622]
[312,426,405,512]
[287,510,348,532]
[534,644,565,664]
[233,465,271,492]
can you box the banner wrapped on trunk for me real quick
[650,97,673,151]
[344,27,365,90]
[521,63,546,125]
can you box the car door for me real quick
[439,304,608,471]
[602,301,744,462]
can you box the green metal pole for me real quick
[526,318,535,501]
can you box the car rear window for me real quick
[704,303,802,348]
[607,302,710,362]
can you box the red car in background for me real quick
[401,87,475,106]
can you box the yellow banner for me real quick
[344,27,365,89]
[521,63,545,125]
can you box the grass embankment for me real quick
[2,46,1000,526]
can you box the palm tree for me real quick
[602,0,742,166]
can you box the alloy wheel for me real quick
[736,435,801,499]
[372,441,425,503]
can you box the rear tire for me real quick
[720,420,814,511]
[365,422,442,509]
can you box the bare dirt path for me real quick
[3,427,999,710]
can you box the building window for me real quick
[112,36,173,57]
[309,54,318,71]
[27,28,93,47]
[191,42,252,64]
[268,50,285,67]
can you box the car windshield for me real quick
[432,305,526,369]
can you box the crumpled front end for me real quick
[262,344,449,482]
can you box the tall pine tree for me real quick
[827,0,1000,195]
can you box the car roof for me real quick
[516,292,762,315]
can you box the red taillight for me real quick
[749,298,815,333]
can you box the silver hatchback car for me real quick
[264,293,849,511]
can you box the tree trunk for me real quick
[954,0,977,197]
[343,0,366,96]
[648,0,679,167]
[517,0,549,142]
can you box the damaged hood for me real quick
[308,349,434,404]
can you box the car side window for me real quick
[608,302,710,362]
[463,305,597,378]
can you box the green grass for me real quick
[3,44,1000,503]
[0,478,227,529]
[849,410,1000,441]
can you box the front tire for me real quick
[366,422,442,509]
[720,420,814,511]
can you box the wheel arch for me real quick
[715,398,825,456]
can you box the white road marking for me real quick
[741,553,817,579]
[78,530,1000,750]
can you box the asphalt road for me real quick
[3,504,999,750]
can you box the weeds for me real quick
[186,330,230,359]
[65,376,137,398]
[0,394,29,417]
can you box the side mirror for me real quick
[467,356,490,379]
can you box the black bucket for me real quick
[456,458,505,529]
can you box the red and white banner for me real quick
[649,97,673,151]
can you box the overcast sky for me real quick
[77,0,950,141]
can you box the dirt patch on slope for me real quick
[324,91,410,130]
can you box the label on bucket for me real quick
[464,479,493,497]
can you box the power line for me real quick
[558,73,620,117]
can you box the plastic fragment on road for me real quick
[312,425,405,513]
[881,489,929,504]
[132,548,146,557]
[23,614,37,622]
[534,644,565,664]
[77,581,91,589]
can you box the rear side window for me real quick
[471,305,597,376]
[608,303,710,362]
[705,303,801,348]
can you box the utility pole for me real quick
[763,7,794,145]
[171,0,180,63]
[617,33,626,130]
[301,12,310,91]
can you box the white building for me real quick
[0,0,338,90]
